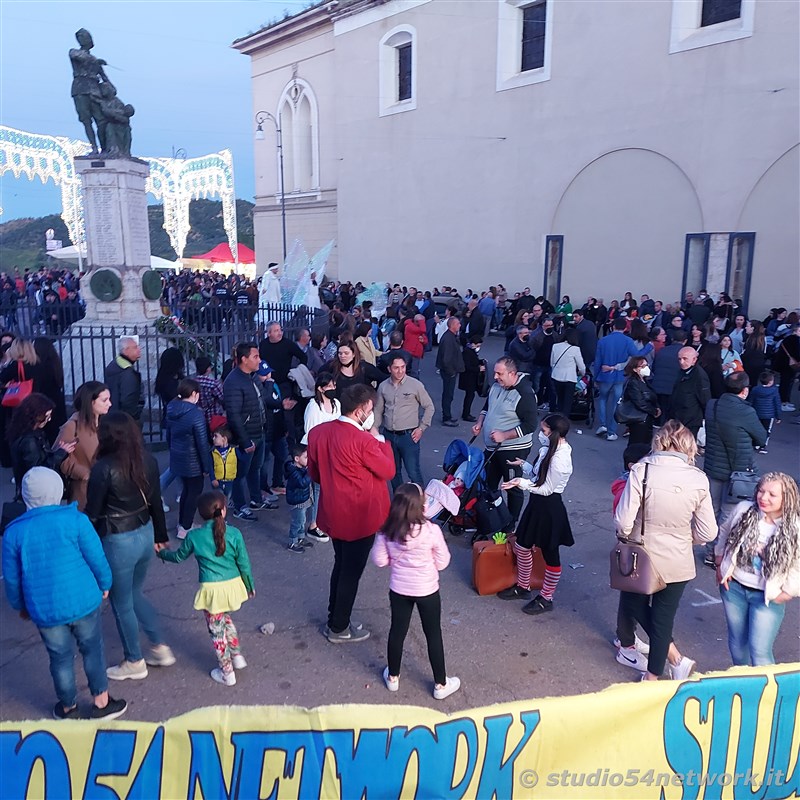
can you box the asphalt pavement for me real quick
[1,335,798,721]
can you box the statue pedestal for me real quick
[74,157,162,326]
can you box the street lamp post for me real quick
[255,111,287,263]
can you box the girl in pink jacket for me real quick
[372,483,460,700]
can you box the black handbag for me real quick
[610,464,667,595]
[614,395,648,425]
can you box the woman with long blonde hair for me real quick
[614,420,717,681]
[715,472,800,665]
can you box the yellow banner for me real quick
[2,664,798,799]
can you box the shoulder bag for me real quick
[780,343,800,372]
[713,401,759,502]
[614,381,648,425]
[1,362,34,408]
[610,464,667,595]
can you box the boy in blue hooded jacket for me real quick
[2,467,127,720]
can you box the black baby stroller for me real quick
[440,439,512,543]
[569,372,595,428]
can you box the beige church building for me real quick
[234,0,799,316]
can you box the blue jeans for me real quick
[289,504,312,544]
[441,373,457,421]
[38,606,106,708]
[232,438,265,510]
[720,579,786,666]
[529,365,554,406]
[159,467,177,494]
[217,480,233,503]
[310,481,320,527]
[384,429,423,490]
[597,380,624,433]
[102,522,165,663]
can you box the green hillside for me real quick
[0,199,254,270]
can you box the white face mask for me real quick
[639,365,651,378]
[538,431,550,447]
[361,411,375,431]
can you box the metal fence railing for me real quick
[3,301,326,444]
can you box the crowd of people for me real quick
[1,275,798,719]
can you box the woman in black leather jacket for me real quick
[9,393,74,492]
[621,357,660,445]
[85,412,175,680]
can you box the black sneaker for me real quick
[497,585,531,600]
[287,542,305,554]
[53,703,80,720]
[306,527,330,542]
[522,595,553,615]
[250,499,278,510]
[90,697,128,721]
[298,537,315,548]
[703,552,716,569]
[233,507,256,521]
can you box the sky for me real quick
[0,0,308,221]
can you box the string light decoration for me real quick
[0,126,91,248]
[0,126,238,262]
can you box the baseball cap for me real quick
[257,361,272,376]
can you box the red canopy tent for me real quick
[191,242,256,263]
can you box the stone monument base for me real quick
[75,157,162,326]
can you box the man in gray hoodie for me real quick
[472,357,539,532]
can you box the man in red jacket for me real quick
[402,314,428,378]
[308,384,395,643]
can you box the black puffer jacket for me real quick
[622,376,659,420]
[85,451,168,542]
[165,399,213,478]
[223,368,265,448]
[104,357,144,421]
[703,394,768,481]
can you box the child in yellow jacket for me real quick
[211,427,237,504]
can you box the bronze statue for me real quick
[69,29,111,152]
[99,83,135,157]
[70,28,134,157]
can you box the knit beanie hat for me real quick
[21,467,64,510]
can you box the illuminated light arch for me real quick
[0,126,237,262]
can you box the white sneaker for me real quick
[668,656,696,681]
[615,646,648,671]
[177,526,188,540]
[210,668,236,686]
[145,644,176,667]
[595,426,607,436]
[383,666,399,692]
[606,433,619,441]
[232,654,247,670]
[614,635,650,655]
[107,660,148,681]
[781,403,796,412]
[433,676,461,700]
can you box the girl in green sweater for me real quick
[159,490,255,686]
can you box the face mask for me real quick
[639,365,651,378]
[341,359,354,367]
[361,411,375,430]
[538,431,550,447]
[323,389,336,400]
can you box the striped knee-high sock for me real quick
[540,567,562,601]
[514,542,533,590]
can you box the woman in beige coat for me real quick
[57,381,112,510]
[614,420,717,681]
